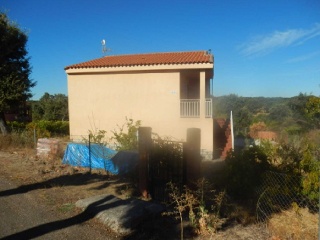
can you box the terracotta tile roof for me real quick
[65,50,213,70]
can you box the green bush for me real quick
[111,118,141,151]
[5,120,69,146]
[82,129,108,145]
[300,141,320,202]
[48,121,69,135]
[260,135,319,203]
[7,121,27,131]
[26,120,69,138]
[224,146,272,200]
[1,120,69,149]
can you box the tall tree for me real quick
[234,106,253,135]
[0,12,35,134]
[32,93,68,121]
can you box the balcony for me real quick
[180,98,212,118]
[205,98,212,118]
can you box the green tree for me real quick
[304,96,320,128]
[0,12,35,134]
[269,104,292,122]
[213,94,244,118]
[234,106,253,135]
[32,93,68,121]
[288,93,310,125]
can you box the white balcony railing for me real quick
[180,98,213,118]
[205,98,213,118]
[180,99,200,117]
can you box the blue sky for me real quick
[1,0,320,99]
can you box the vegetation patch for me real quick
[163,180,226,239]
[59,203,76,213]
[268,205,318,240]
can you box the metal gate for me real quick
[148,138,186,202]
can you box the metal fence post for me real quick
[33,127,37,149]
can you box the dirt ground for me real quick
[0,148,271,239]
[0,149,133,239]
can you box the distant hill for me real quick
[212,93,319,136]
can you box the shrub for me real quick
[1,120,69,150]
[81,118,141,150]
[0,129,35,149]
[27,121,51,138]
[264,134,319,203]
[7,121,27,131]
[224,146,272,200]
[163,180,226,239]
[300,140,320,202]
[111,118,141,151]
[26,120,69,138]
[90,129,108,144]
[257,134,319,217]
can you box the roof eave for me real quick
[65,62,213,74]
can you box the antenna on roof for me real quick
[101,39,111,56]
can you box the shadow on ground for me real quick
[0,172,178,239]
[1,195,122,239]
[0,172,125,197]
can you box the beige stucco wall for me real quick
[67,64,213,156]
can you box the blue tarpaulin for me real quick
[62,143,139,175]
[62,143,118,174]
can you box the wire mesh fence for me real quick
[257,171,319,239]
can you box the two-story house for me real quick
[65,50,215,159]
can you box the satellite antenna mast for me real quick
[101,39,110,56]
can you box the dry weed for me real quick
[268,206,318,240]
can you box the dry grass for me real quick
[267,206,318,240]
[0,131,36,150]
